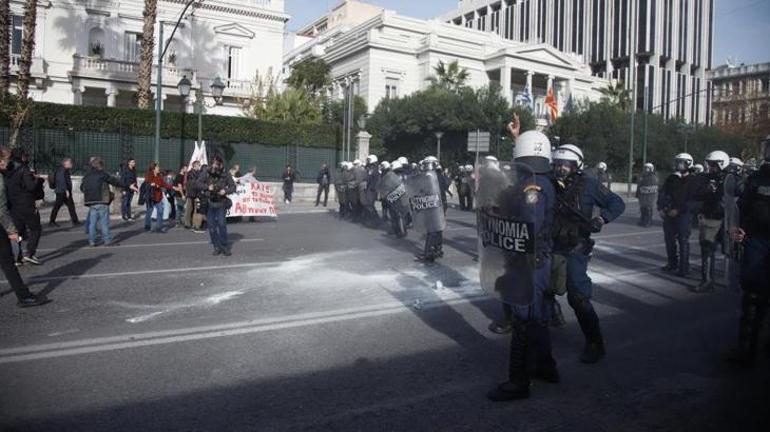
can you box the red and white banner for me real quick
[227,176,277,219]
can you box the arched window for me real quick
[89,28,105,57]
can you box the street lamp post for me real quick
[434,131,444,163]
[177,75,225,157]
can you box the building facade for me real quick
[283,9,609,126]
[8,0,288,116]
[708,62,770,140]
[441,0,714,124]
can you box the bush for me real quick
[0,102,338,149]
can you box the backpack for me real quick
[47,171,56,190]
[33,178,45,201]
[138,182,149,206]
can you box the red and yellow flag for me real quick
[545,87,559,122]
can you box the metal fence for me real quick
[1,125,340,182]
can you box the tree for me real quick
[248,87,322,124]
[428,60,470,93]
[0,0,10,96]
[6,0,38,148]
[287,58,331,95]
[136,0,158,109]
[598,80,632,111]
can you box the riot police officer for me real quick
[362,155,381,226]
[691,151,730,293]
[487,125,559,402]
[692,164,705,175]
[412,156,445,262]
[725,135,770,368]
[595,162,612,190]
[550,144,626,364]
[379,161,391,223]
[658,153,696,276]
[636,163,658,227]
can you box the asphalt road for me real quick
[0,200,768,431]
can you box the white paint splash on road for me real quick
[122,291,245,324]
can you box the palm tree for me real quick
[8,0,38,148]
[598,80,632,111]
[136,0,158,109]
[428,60,470,93]
[0,0,10,96]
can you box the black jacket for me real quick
[658,173,694,213]
[195,169,236,209]
[4,161,41,211]
[80,169,126,206]
[54,167,73,194]
[316,167,330,185]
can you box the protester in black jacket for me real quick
[80,158,136,246]
[282,165,296,204]
[4,149,44,265]
[0,147,47,307]
[49,158,80,227]
[195,156,236,256]
[119,159,138,221]
[315,163,330,207]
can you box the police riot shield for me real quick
[406,170,446,234]
[353,166,368,206]
[723,173,741,290]
[637,174,659,208]
[377,171,411,216]
[477,162,538,307]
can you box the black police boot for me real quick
[580,339,606,364]
[529,323,560,383]
[488,325,530,401]
[725,292,767,368]
[691,252,714,293]
[17,293,49,308]
[676,242,691,277]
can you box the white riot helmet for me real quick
[483,155,500,170]
[729,157,744,168]
[513,130,552,173]
[353,159,362,167]
[557,144,584,169]
[390,160,403,171]
[674,153,694,172]
[464,164,473,172]
[728,157,744,175]
[366,154,378,166]
[422,156,439,171]
[397,156,408,166]
[552,144,584,178]
[596,161,608,172]
[692,164,704,174]
[704,150,729,172]
[643,163,655,173]
[379,161,390,171]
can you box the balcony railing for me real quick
[72,55,195,85]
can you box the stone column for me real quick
[73,86,84,105]
[501,64,512,106]
[547,75,554,91]
[106,89,118,107]
[356,131,372,162]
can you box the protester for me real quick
[120,159,138,221]
[197,155,236,256]
[81,158,136,246]
[229,164,242,179]
[282,165,296,204]
[4,149,44,266]
[0,147,47,307]
[143,163,173,233]
[48,158,81,227]
[164,170,177,222]
[315,163,330,207]
[174,165,187,225]
[183,161,201,230]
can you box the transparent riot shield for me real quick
[378,171,411,217]
[477,162,538,307]
[723,173,741,291]
[406,170,446,234]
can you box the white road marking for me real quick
[0,295,489,364]
[36,238,264,253]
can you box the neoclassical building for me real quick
[441,0,715,124]
[8,0,288,116]
[283,8,610,125]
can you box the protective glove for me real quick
[590,216,605,233]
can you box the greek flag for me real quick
[519,85,533,111]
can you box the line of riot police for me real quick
[332,155,451,263]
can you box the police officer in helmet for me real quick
[725,135,770,368]
[550,143,626,364]
[691,151,730,293]
[487,117,559,402]
[636,163,658,227]
[658,153,696,276]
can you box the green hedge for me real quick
[0,102,339,149]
